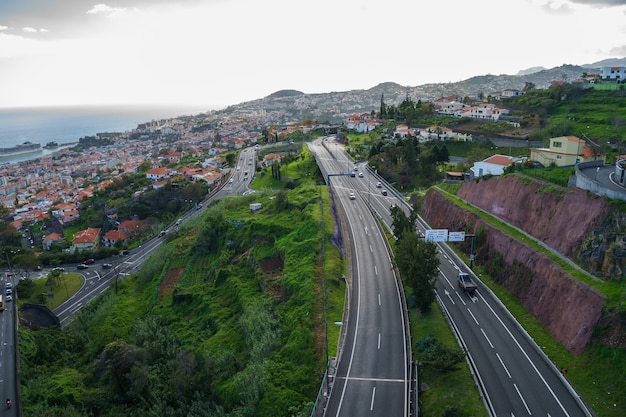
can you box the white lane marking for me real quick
[378,294,381,306]
[496,353,512,378]
[378,333,381,349]
[370,386,376,411]
[514,383,532,415]
[481,328,494,349]
[467,308,479,325]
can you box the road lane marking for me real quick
[370,386,376,411]
[467,308,479,325]
[479,293,572,417]
[514,383,532,415]
[378,333,381,349]
[496,353,512,378]
[481,328,494,348]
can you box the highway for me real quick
[1,275,17,416]
[315,137,593,417]
[310,138,411,417]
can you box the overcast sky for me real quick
[1,0,625,109]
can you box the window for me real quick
[553,141,562,148]
[556,155,562,160]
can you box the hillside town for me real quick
[1,65,624,256]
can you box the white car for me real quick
[229,178,234,183]
[376,182,382,188]
[358,172,364,178]
[349,192,356,200]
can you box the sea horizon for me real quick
[0,103,217,149]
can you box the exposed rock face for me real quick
[421,185,605,355]
[456,175,609,259]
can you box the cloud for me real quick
[86,4,128,17]
[569,0,626,6]
[22,26,47,33]
[609,44,626,56]
[0,26,8,31]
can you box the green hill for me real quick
[18,183,345,417]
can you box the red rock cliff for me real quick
[421,185,605,355]
[456,175,609,258]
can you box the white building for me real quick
[471,154,524,178]
[601,66,626,83]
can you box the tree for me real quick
[417,337,465,373]
[394,232,440,313]
[390,205,417,238]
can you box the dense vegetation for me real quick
[19,182,342,417]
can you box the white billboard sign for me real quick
[448,231,466,242]
[425,229,448,242]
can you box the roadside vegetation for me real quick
[18,177,344,417]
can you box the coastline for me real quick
[0,143,78,165]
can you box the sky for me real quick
[1,0,625,109]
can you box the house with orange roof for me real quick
[102,230,131,247]
[71,227,101,252]
[118,219,146,237]
[42,232,65,251]
[146,167,171,181]
[192,169,222,185]
[471,154,524,178]
[419,125,454,141]
[262,153,282,168]
[530,135,602,167]
[394,124,414,138]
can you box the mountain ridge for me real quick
[220,58,625,124]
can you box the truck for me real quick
[457,272,477,295]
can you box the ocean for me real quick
[0,104,212,163]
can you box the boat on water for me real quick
[0,141,42,157]
[43,141,59,149]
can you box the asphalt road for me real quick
[311,138,410,417]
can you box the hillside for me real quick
[219,62,620,124]
[420,174,626,417]
[18,183,345,417]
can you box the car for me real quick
[358,172,364,178]
[5,295,12,302]
[350,172,355,177]
[5,282,12,289]
[84,258,95,265]
[349,192,356,200]
[5,288,11,295]
[229,178,234,183]
[102,263,113,269]
[382,189,388,196]
[237,166,241,170]
[376,182,382,188]
[353,166,358,171]
[77,264,88,269]
[158,230,167,237]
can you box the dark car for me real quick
[77,264,89,269]
[382,189,388,196]
[84,258,95,265]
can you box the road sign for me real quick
[425,229,448,242]
[448,231,466,242]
